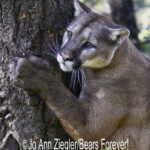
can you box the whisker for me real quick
[53,39,57,50]
[70,70,75,89]
[80,71,84,90]
[51,50,56,55]
[48,33,61,58]
[73,70,77,90]
[80,68,87,82]
[77,69,82,87]
[79,68,87,90]
[55,33,59,50]
[51,53,57,58]
[49,44,56,54]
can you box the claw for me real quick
[10,56,50,92]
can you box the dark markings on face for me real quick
[58,11,127,72]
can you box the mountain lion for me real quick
[11,0,150,149]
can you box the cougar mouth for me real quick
[57,53,82,72]
[57,53,87,93]
[73,60,82,70]
[56,53,73,72]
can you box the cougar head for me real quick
[57,0,130,72]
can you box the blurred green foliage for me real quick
[81,0,104,12]
[80,0,150,56]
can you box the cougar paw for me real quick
[29,56,50,71]
[10,57,39,90]
[10,56,51,91]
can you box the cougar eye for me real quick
[67,30,72,38]
[83,42,96,49]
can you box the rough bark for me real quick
[0,0,75,149]
[104,0,140,48]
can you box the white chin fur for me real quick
[57,54,74,72]
[59,63,73,72]
[57,54,64,63]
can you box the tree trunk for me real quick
[0,0,74,149]
[104,0,140,48]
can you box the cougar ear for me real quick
[73,0,90,17]
[107,27,130,44]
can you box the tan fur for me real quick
[82,39,150,149]
[11,1,150,150]
[57,1,150,149]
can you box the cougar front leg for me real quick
[10,56,127,143]
[10,56,88,140]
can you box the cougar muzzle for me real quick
[57,51,82,72]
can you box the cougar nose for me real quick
[60,53,72,61]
